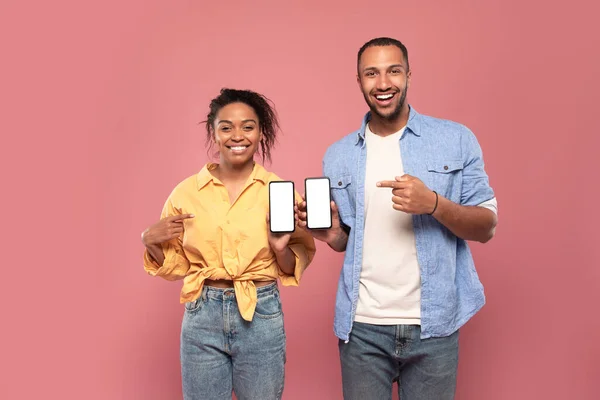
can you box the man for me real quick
[297,37,498,400]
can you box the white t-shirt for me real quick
[354,123,497,325]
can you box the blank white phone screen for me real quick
[306,178,332,229]
[269,181,295,233]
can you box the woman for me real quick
[141,88,316,400]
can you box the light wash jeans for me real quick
[339,322,459,400]
[180,282,286,400]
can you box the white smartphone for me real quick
[269,181,296,233]
[305,177,332,229]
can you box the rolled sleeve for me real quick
[461,128,495,206]
[278,226,316,286]
[143,240,189,281]
[142,198,191,281]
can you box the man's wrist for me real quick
[428,190,439,215]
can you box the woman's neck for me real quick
[214,160,255,184]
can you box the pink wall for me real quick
[2,0,599,399]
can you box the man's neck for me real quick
[368,106,410,137]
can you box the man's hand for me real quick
[379,175,497,243]
[297,197,348,251]
[377,175,437,215]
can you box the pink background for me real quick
[2,0,599,399]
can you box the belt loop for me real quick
[201,286,207,302]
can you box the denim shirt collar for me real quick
[355,104,422,145]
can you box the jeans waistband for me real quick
[203,281,278,300]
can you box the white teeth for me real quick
[376,94,393,100]
[230,146,247,151]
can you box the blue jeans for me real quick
[339,322,459,400]
[180,282,286,400]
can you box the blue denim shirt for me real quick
[323,106,495,340]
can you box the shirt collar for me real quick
[356,104,421,144]
[196,162,269,190]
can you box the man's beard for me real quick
[364,85,407,121]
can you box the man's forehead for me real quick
[360,46,405,68]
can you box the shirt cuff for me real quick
[477,197,498,215]
[278,243,310,286]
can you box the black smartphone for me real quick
[269,181,296,233]
[304,177,332,229]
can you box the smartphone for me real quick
[305,177,332,229]
[269,181,296,233]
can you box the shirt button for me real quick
[444,165,449,170]
[338,181,342,186]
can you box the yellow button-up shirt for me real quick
[143,163,316,321]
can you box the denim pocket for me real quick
[330,174,354,220]
[184,297,204,313]
[426,160,463,199]
[254,291,282,320]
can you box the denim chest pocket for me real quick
[426,160,463,200]
[254,291,282,320]
[330,175,354,220]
